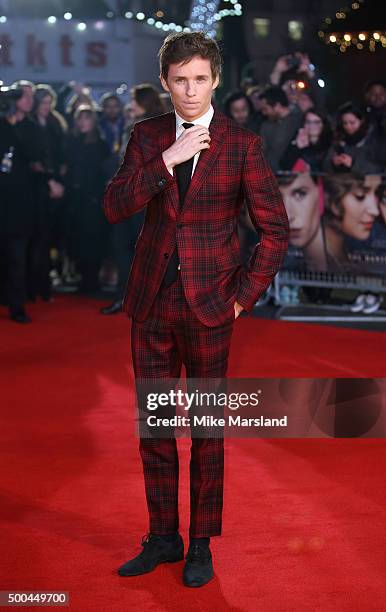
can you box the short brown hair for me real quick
[158,32,222,81]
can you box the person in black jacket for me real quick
[28,84,67,301]
[0,86,40,323]
[64,105,110,293]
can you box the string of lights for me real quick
[0,1,243,36]
[317,0,386,52]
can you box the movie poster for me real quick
[277,172,386,279]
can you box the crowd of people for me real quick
[1,50,386,323]
[0,79,173,322]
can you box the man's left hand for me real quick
[234,301,244,319]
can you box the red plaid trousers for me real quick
[131,270,234,537]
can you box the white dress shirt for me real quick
[167,104,214,176]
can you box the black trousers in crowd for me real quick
[0,234,29,315]
[112,209,145,300]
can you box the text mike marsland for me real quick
[146,415,288,427]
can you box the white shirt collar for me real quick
[175,104,214,133]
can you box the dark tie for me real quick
[161,122,195,287]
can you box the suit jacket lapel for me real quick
[181,107,227,217]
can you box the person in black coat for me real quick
[64,104,110,293]
[0,91,40,322]
[28,84,67,301]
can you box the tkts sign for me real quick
[0,18,161,85]
[0,33,107,67]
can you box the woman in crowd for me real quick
[65,88,96,129]
[280,108,332,173]
[129,83,165,119]
[120,82,166,161]
[324,103,384,175]
[29,84,67,301]
[64,105,110,293]
[223,90,262,133]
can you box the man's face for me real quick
[365,84,386,110]
[259,98,278,120]
[103,98,122,121]
[160,55,219,121]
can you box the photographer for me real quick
[270,52,326,111]
[0,86,39,323]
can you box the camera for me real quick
[286,55,301,70]
[0,86,23,119]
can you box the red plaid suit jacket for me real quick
[103,107,289,327]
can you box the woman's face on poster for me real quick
[338,175,381,240]
[378,184,386,224]
[279,173,320,247]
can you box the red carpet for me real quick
[1,296,386,611]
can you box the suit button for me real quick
[176,223,183,228]
[158,178,166,187]
[164,253,169,258]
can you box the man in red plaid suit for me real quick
[103,32,289,587]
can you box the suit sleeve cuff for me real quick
[148,152,175,191]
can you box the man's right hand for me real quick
[162,125,211,173]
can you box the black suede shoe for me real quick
[100,300,122,315]
[117,533,184,577]
[183,544,214,587]
[10,309,32,324]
